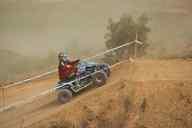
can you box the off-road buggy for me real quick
[56,60,110,104]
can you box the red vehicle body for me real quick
[58,60,79,81]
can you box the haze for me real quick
[0,0,192,57]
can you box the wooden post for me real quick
[2,87,5,108]
[134,42,137,58]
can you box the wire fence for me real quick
[0,40,142,128]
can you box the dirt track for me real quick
[0,59,192,128]
[0,60,128,128]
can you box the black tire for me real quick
[93,72,107,86]
[57,89,72,104]
[106,68,111,77]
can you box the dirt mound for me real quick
[29,80,192,128]
[1,59,191,128]
[28,59,192,128]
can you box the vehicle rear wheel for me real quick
[106,68,111,77]
[57,89,72,104]
[93,72,107,86]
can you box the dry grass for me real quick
[30,79,192,128]
[24,59,192,128]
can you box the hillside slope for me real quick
[27,59,192,128]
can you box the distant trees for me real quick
[103,14,151,64]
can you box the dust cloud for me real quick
[0,0,192,57]
[0,0,192,83]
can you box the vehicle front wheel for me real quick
[93,72,107,87]
[105,68,111,77]
[57,89,72,104]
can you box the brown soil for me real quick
[0,59,192,128]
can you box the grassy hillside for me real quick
[27,59,192,128]
[29,79,192,128]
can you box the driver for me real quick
[58,52,79,81]
[58,52,70,66]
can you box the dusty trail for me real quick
[0,60,130,128]
[0,74,58,107]
[0,59,192,128]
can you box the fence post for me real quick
[0,86,7,111]
[0,87,3,108]
[2,87,5,109]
